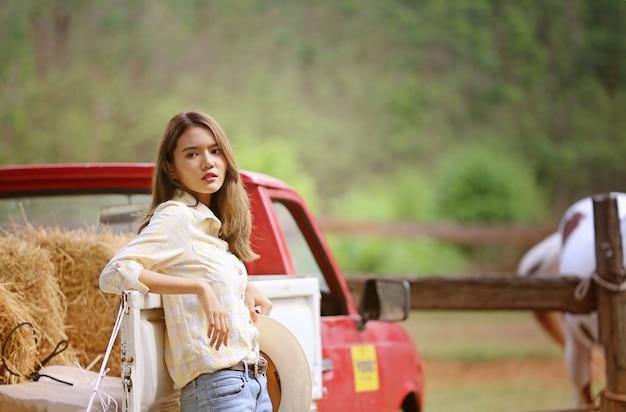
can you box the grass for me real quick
[405,311,562,361]
[400,311,605,412]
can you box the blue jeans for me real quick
[180,367,272,412]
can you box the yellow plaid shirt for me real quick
[99,190,260,389]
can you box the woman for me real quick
[100,111,273,411]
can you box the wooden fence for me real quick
[319,218,554,247]
[345,193,626,412]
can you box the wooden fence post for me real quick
[594,193,626,412]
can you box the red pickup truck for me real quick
[0,163,424,412]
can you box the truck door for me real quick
[268,198,418,412]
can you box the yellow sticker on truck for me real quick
[350,344,380,392]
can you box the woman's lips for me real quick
[203,172,218,182]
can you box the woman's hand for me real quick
[196,282,230,350]
[245,282,273,322]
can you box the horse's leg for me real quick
[533,310,565,346]
[563,314,594,406]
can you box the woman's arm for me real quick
[139,269,229,350]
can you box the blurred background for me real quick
[1,0,625,276]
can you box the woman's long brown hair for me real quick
[138,111,258,262]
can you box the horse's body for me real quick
[517,193,626,407]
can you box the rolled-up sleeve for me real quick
[100,259,150,295]
[99,201,188,295]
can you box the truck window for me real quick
[272,201,344,316]
[272,202,327,285]
[0,194,151,233]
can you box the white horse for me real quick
[518,193,626,407]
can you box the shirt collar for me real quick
[173,190,222,233]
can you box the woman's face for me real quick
[168,126,227,206]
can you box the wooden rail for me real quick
[319,218,553,246]
[345,275,597,313]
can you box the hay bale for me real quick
[0,234,75,385]
[0,283,39,385]
[0,236,71,364]
[22,226,133,377]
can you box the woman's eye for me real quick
[187,152,199,158]
[211,148,222,155]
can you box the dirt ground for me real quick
[422,357,610,411]
[425,358,569,386]
[406,312,608,411]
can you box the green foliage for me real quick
[329,167,438,221]
[327,169,468,275]
[434,141,546,224]
[0,0,625,254]
[235,137,319,212]
[327,235,467,276]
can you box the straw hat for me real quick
[255,315,312,412]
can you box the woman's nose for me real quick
[202,152,215,169]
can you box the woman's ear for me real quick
[163,162,177,180]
